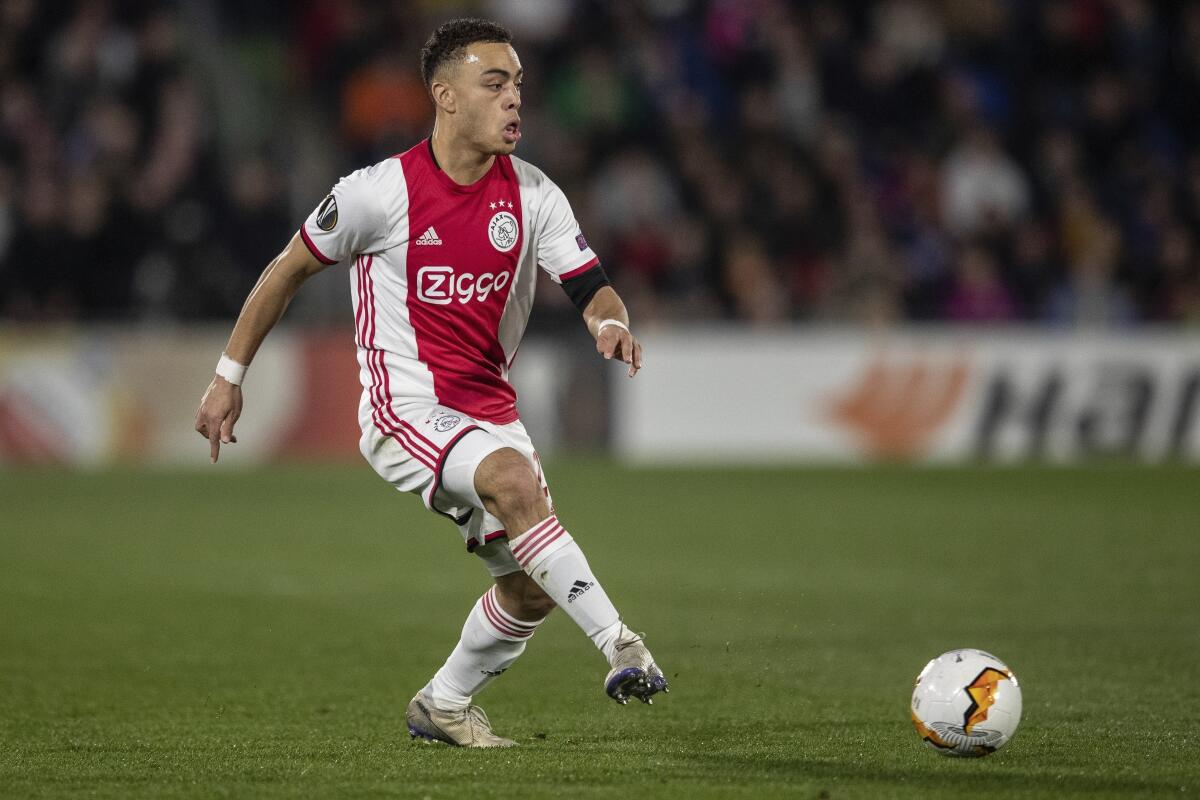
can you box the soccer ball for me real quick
[910,648,1022,757]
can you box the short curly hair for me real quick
[420,18,513,88]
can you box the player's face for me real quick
[452,42,523,155]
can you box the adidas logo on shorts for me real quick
[415,226,442,245]
[567,579,594,603]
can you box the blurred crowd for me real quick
[2,0,1200,327]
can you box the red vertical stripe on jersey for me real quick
[358,254,440,470]
[361,256,387,431]
[363,255,377,346]
[376,352,439,467]
[354,256,366,347]
[400,145,522,424]
[361,255,440,463]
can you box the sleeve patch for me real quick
[576,233,589,251]
[315,195,338,231]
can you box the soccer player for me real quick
[193,18,667,747]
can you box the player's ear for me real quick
[430,79,456,114]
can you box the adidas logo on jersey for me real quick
[566,580,594,603]
[415,226,442,245]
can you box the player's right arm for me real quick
[194,233,328,463]
[195,160,397,463]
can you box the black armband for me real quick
[561,263,611,312]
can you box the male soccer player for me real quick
[193,18,667,747]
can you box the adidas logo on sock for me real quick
[415,226,442,245]
[566,579,594,603]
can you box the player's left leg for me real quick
[473,448,669,705]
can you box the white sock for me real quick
[509,514,624,663]
[423,586,545,711]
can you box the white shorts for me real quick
[359,403,552,577]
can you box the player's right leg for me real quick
[405,580,538,748]
[408,549,555,747]
[471,448,669,705]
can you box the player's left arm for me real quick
[532,172,642,376]
[582,285,642,377]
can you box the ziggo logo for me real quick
[416,266,511,305]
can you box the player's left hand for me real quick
[597,324,642,377]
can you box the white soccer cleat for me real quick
[405,693,517,748]
[603,625,669,705]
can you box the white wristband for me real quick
[597,318,629,336]
[215,353,247,386]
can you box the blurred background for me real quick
[1,0,1198,465]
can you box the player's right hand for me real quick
[194,376,243,463]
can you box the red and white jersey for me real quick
[299,139,599,429]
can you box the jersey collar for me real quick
[425,137,497,195]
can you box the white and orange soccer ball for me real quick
[910,648,1022,757]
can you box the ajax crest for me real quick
[432,413,462,432]
[488,211,518,252]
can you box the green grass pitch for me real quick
[2,462,1198,798]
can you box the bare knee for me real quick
[475,448,548,530]
[495,571,556,620]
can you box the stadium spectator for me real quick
[944,243,1018,323]
[1044,219,1137,327]
[2,0,1198,329]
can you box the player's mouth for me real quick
[502,118,521,143]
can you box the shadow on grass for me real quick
[673,749,1190,796]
